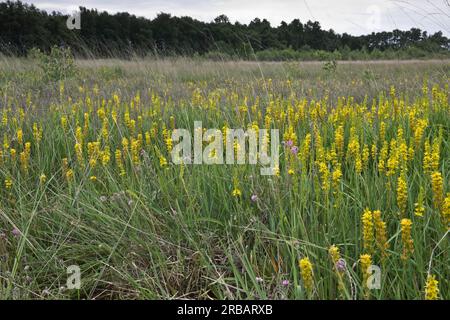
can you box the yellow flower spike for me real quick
[400,218,414,260]
[360,143,368,163]
[360,253,372,278]
[396,172,408,216]
[39,174,47,184]
[299,257,314,296]
[101,118,109,141]
[328,245,340,265]
[334,125,344,158]
[159,155,168,168]
[373,210,389,259]
[75,126,83,146]
[413,119,427,148]
[3,134,9,150]
[361,209,374,254]
[379,121,386,142]
[102,146,111,166]
[424,275,439,300]
[61,116,68,131]
[61,158,68,176]
[131,138,140,165]
[115,149,125,176]
[442,193,450,229]
[75,143,83,166]
[10,148,16,161]
[431,138,440,171]
[19,151,28,173]
[317,161,330,192]
[378,141,389,173]
[83,113,89,136]
[231,176,241,197]
[2,110,8,126]
[431,171,444,211]
[17,129,23,145]
[5,177,13,190]
[122,137,129,156]
[331,167,342,193]
[414,186,426,217]
[65,169,74,183]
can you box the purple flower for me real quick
[11,228,20,237]
[335,258,347,272]
[251,194,258,202]
[290,146,299,155]
[285,140,293,147]
[281,280,290,286]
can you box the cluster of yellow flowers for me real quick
[0,79,447,299]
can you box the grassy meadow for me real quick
[0,57,449,299]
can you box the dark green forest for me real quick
[0,1,449,59]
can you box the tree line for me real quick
[0,1,449,59]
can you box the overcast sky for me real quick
[23,0,450,36]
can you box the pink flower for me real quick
[335,258,347,272]
[251,194,258,202]
[11,228,20,237]
[282,280,290,286]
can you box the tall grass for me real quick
[0,58,448,299]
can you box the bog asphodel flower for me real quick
[299,257,314,296]
[115,149,125,176]
[424,275,439,300]
[373,210,389,259]
[414,186,425,217]
[442,193,450,229]
[131,138,140,165]
[101,146,110,166]
[159,155,168,168]
[423,141,432,174]
[360,253,372,299]
[61,116,68,131]
[431,171,444,211]
[334,125,344,158]
[66,169,74,182]
[5,177,13,190]
[396,172,408,216]
[328,245,340,265]
[17,129,23,145]
[361,209,374,254]
[378,141,389,173]
[400,218,414,260]
[331,167,342,194]
[232,176,241,197]
[75,142,84,166]
[431,138,440,171]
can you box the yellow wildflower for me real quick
[299,257,314,296]
[424,275,439,300]
[400,218,414,260]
